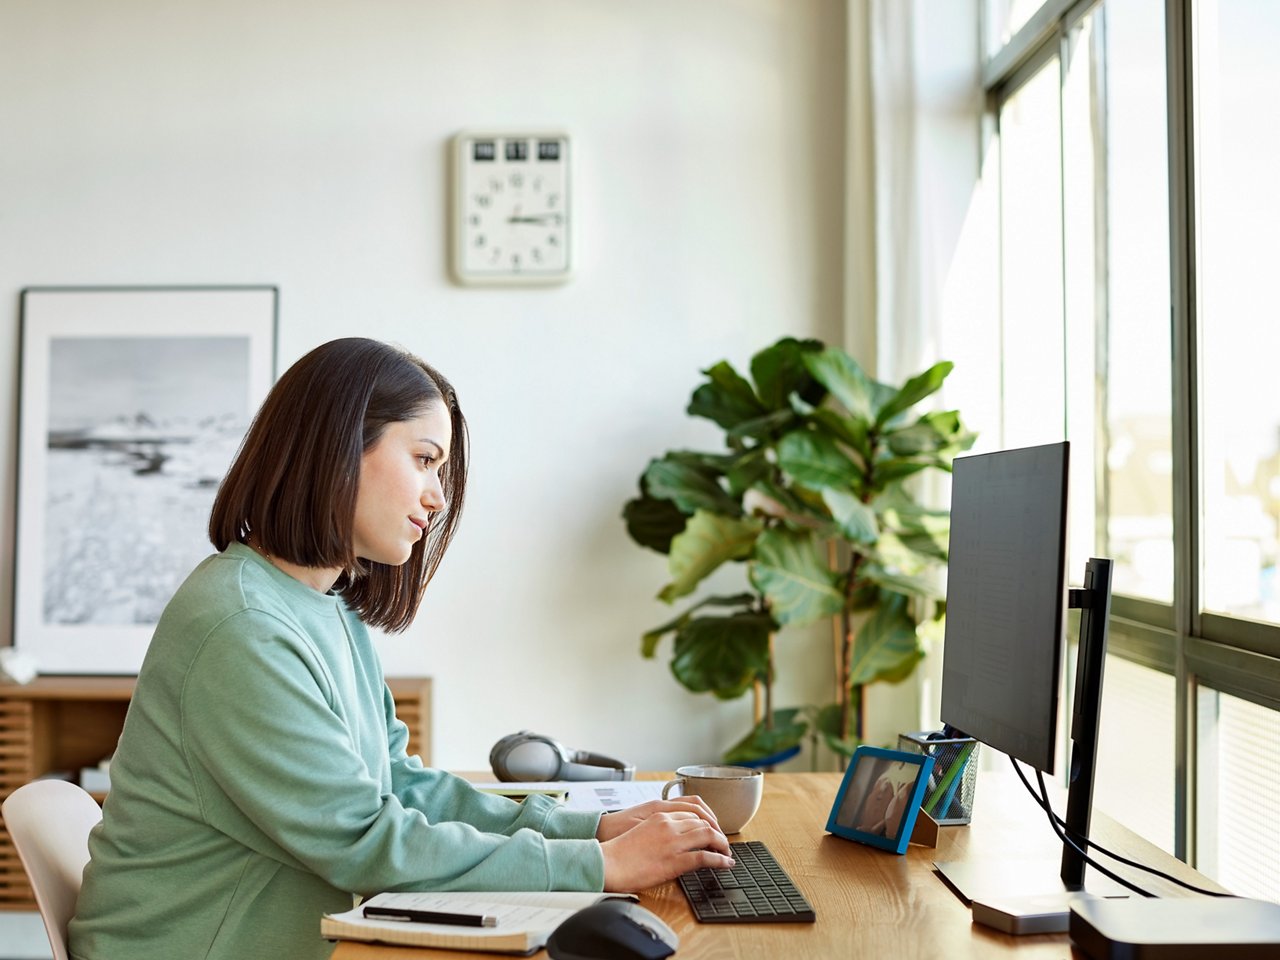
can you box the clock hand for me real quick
[506,213,563,225]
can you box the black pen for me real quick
[362,905,498,927]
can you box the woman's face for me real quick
[351,402,452,566]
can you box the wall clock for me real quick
[450,130,571,286]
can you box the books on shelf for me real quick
[321,890,633,955]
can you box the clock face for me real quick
[452,132,570,285]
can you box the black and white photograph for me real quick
[14,287,276,674]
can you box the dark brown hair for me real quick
[209,337,468,631]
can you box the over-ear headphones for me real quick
[489,731,635,782]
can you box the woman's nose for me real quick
[422,474,446,512]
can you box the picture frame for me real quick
[13,286,277,675]
[825,745,935,854]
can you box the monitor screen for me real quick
[939,441,1069,773]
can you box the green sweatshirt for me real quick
[69,543,605,960]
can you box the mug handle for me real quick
[661,777,685,800]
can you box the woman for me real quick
[69,338,732,960]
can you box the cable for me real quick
[1010,757,1154,897]
[1010,757,1233,898]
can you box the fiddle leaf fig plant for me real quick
[623,336,975,765]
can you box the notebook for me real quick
[321,890,633,955]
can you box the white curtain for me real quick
[846,0,985,386]
[844,0,986,738]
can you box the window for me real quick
[1196,0,1280,626]
[1196,687,1280,898]
[981,0,1280,886]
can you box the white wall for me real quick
[0,0,848,771]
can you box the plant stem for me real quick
[838,552,863,744]
[765,632,775,729]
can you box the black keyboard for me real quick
[678,840,816,923]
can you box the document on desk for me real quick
[565,780,667,812]
[469,780,667,812]
[322,891,634,954]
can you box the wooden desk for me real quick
[334,770,1220,960]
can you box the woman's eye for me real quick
[418,455,434,467]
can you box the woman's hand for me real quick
[596,798,721,842]
[599,809,733,892]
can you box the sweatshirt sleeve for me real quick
[381,684,606,842]
[180,611,605,896]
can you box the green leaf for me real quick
[822,488,878,544]
[807,407,872,462]
[749,528,844,626]
[643,458,741,517]
[749,480,830,526]
[686,361,765,429]
[665,450,740,473]
[870,458,932,487]
[622,494,689,554]
[726,449,772,496]
[776,430,861,491]
[895,529,949,563]
[860,562,944,600]
[803,348,877,421]
[640,593,758,657]
[811,702,861,757]
[885,418,953,457]
[874,361,954,427]
[847,593,924,686]
[723,708,809,763]
[660,511,763,603]
[670,613,773,699]
[750,338,825,409]
[726,408,798,440]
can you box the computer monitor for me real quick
[934,440,1116,904]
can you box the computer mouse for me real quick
[546,898,679,960]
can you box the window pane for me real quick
[1195,686,1280,898]
[1062,10,1101,578]
[1094,654,1177,852]
[1097,2,1174,602]
[1197,0,1280,623]
[999,59,1064,449]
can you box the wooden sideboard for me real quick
[0,675,432,911]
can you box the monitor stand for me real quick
[933,857,1129,904]
[934,859,1131,934]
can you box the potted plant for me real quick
[623,336,974,765]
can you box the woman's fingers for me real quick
[596,797,722,842]
[600,811,734,891]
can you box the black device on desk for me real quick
[546,899,677,960]
[678,840,815,923]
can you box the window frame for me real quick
[981,0,1280,869]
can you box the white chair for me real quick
[2,780,102,960]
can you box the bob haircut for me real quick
[209,337,468,632]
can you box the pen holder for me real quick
[897,731,979,826]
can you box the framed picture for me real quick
[825,745,935,854]
[13,287,277,675]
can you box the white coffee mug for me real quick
[662,764,764,834]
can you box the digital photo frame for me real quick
[826,745,935,855]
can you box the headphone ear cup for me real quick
[491,733,568,781]
[503,740,564,781]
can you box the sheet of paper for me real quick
[467,779,668,812]
[565,780,667,812]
